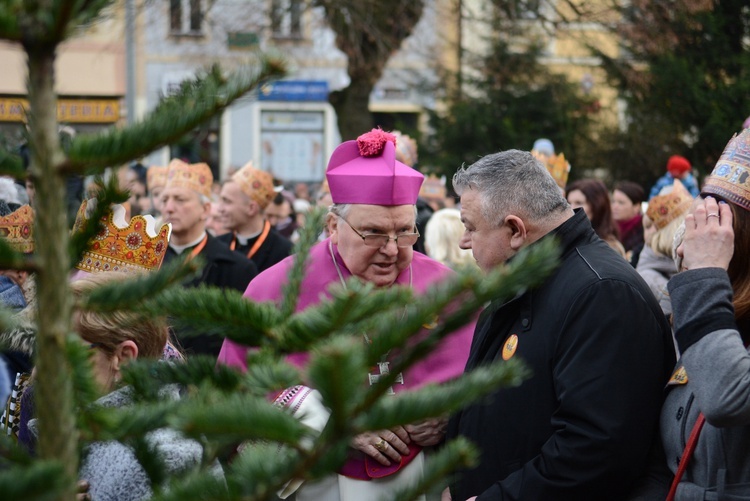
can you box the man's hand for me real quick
[350,426,411,466]
[405,417,447,446]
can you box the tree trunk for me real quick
[330,76,378,140]
[26,45,77,501]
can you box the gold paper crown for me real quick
[147,166,168,190]
[419,174,446,201]
[165,159,213,198]
[392,131,418,168]
[231,161,276,209]
[532,150,571,189]
[646,179,693,230]
[72,200,172,275]
[0,205,34,253]
[702,128,750,211]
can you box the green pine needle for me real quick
[64,57,287,175]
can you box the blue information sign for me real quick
[258,80,329,102]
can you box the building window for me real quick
[170,0,203,35]
[271,0,302,38]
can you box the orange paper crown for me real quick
[419,174,446,201]
[392,131,418,168]
[702,128,750,211]
[147,166,168,190]
[165,159,213,198]
[72,200,172,275]
[0,205,34,253]
[532,150,571,189]
[231,161,276,209]
[646,179,693,230]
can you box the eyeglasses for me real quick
[339,216,420,248]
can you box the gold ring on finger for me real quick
[374,438,388,452]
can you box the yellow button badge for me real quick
[502,334,519,360]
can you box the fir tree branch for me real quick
[68,175,130,270]
[389,437,479,501]
[0,2,21,41]
[141,286,285,346]
[279,207,326,318]
[0,147,26,179]
[63,57,287,175]
[0,460,66,501]
[79,255,201,312]
[355,359,530,431]
[151,470,229,501]
[242,351,303,397]
[0,239,36,272]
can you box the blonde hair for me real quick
[424,208,478,270]
[71,272,168,359]
[651,213,686,258]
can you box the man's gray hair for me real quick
[452,149,569,225]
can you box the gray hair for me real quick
[452,149,569,225]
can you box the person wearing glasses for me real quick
[218,129,475,500]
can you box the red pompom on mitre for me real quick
[357,129,397,157]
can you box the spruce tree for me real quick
[0,2,560,500]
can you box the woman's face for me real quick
[611,189,640,221]
[566,189,591,220]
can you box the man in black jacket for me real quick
[445,150,675,500]
[161,159,257,357]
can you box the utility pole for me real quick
[125,0,136,125]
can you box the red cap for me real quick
[667,155,691,177]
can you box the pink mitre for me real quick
[326,129,424,206]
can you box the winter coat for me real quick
[660,268,750,500]
[75,386,221,501]
[447,209,676,500]
[636,245,678,317]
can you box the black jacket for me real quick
[163,233,257,356]
[217,226,292,273]
[447,209,675,500]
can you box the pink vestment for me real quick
[217,237,475,480]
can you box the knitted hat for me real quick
[164,159,213,199]
[646,179,693,230]
[72,199,172,275]
[0,204,34,253]
[666,155,691,177]
[326,129,424,205]
[146,166,168,191]
[702,128,750,211]
[231,162,276,209]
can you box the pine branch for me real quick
[242,351,303,396]
[68,175,130,270]
[279,207,326,318]
[79,255,201,312]
[0,460,66,501]
[0,238,35,272]
[151,470,229,501]
[355,360,530,431]
[0,1,23,42]
[0,147,26,179]
[389,437,479,501]
[65,335,103,412]
[140,286,285,346]
[63,57,287,175]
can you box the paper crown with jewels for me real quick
[419,174,446,201]
[0,204,34,253]
[72,199,172,275]
[531,149,571,189]
[146,165,168,190]
[231,161,276,209]
[326,129,424,205]
[646,179,693,230]
[391,131,418,168]
[702,128,750,211]
[164,158,213,198]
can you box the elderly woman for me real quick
[659,128,750,500]
[70,273,211,501]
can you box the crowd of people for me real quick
[0,124,749,501]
